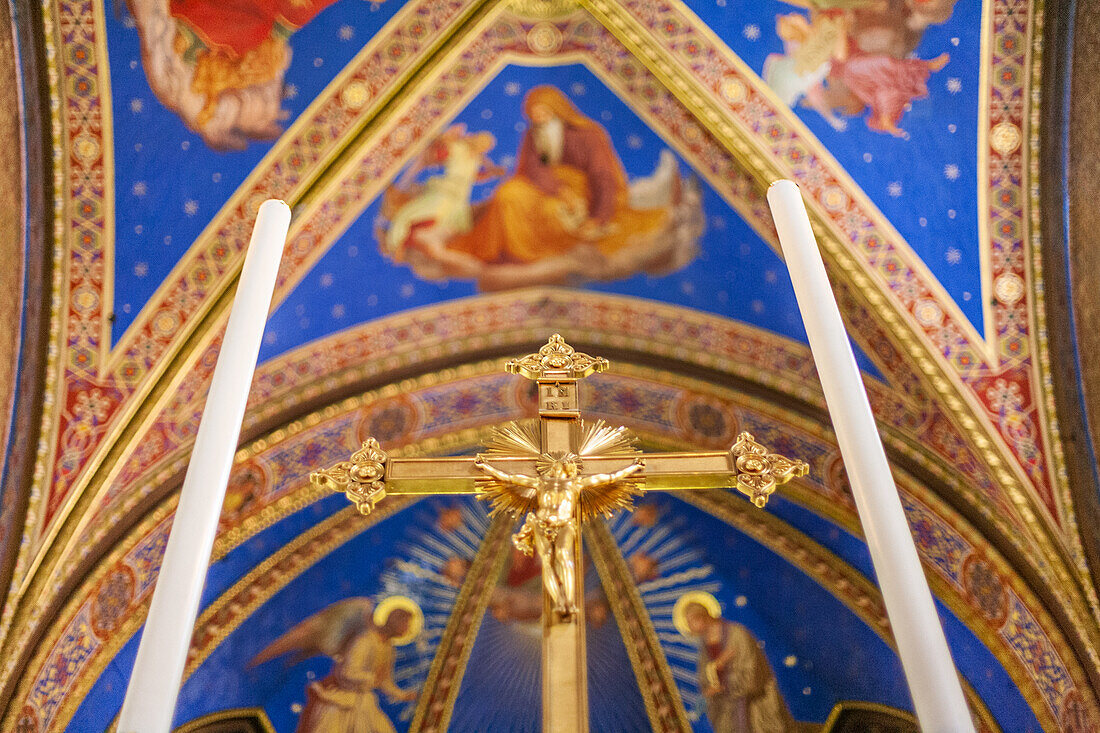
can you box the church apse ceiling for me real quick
[1,0,1098,731]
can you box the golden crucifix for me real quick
[311,335,807,733]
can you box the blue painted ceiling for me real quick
[81,0,1018,728]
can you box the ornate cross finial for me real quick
[506,334,609,380]
[311,334,810,733]
[730,432,809,508]
[310,438,389,515]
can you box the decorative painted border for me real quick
[157,3,1080,610]
[27,293,1087,722]
[580,0,1073,569]
[582,0,1095,630]
[587,520,692,732]
[19,0,493,576]
[23,0,1064,581]
[408,514,511,732]
[78,293,1018,578]
[231,1,1052,527]
[1,0,500,685]
[10,362,1094,731]
[10,501,174,733]
[8,0,1093,724]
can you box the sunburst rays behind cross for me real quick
[378,498,493,723]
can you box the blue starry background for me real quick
[688,0,986,330]
[76,0,1039,728]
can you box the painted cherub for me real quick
[818,0,953,137]
[764,12,852,131]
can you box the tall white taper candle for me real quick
[117,200,292,733]
[767,180,974,732]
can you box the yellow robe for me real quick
[295,630,402,733]
[701,622,796,733]
[449,123,668,264]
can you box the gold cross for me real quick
[311,334,807,733]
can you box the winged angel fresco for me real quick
[251,596,422,733]
[377,85,705,290]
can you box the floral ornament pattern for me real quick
[506,334,610,380]
[309,438,389,515]
[730,432,809,508]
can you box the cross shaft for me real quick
[310,335,807,733]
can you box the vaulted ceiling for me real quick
[0,0,1098,731]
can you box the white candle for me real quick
[767,180,974,732]
[117,200,292,733]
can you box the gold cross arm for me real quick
[310,432,807,514]
[307,335,808,733]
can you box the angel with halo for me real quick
[250,596,423,733]
[475,435,645,620]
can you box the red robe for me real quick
[169,0,338,57]
[512,124,629,225]
[449,122,666,263]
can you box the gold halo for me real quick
[672,591,722,637]
[373,596,423,645]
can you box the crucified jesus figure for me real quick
[473,454,645,620]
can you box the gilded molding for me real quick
[675,490,1007,733]
[587,520,692,732]
[408,514,512,732]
